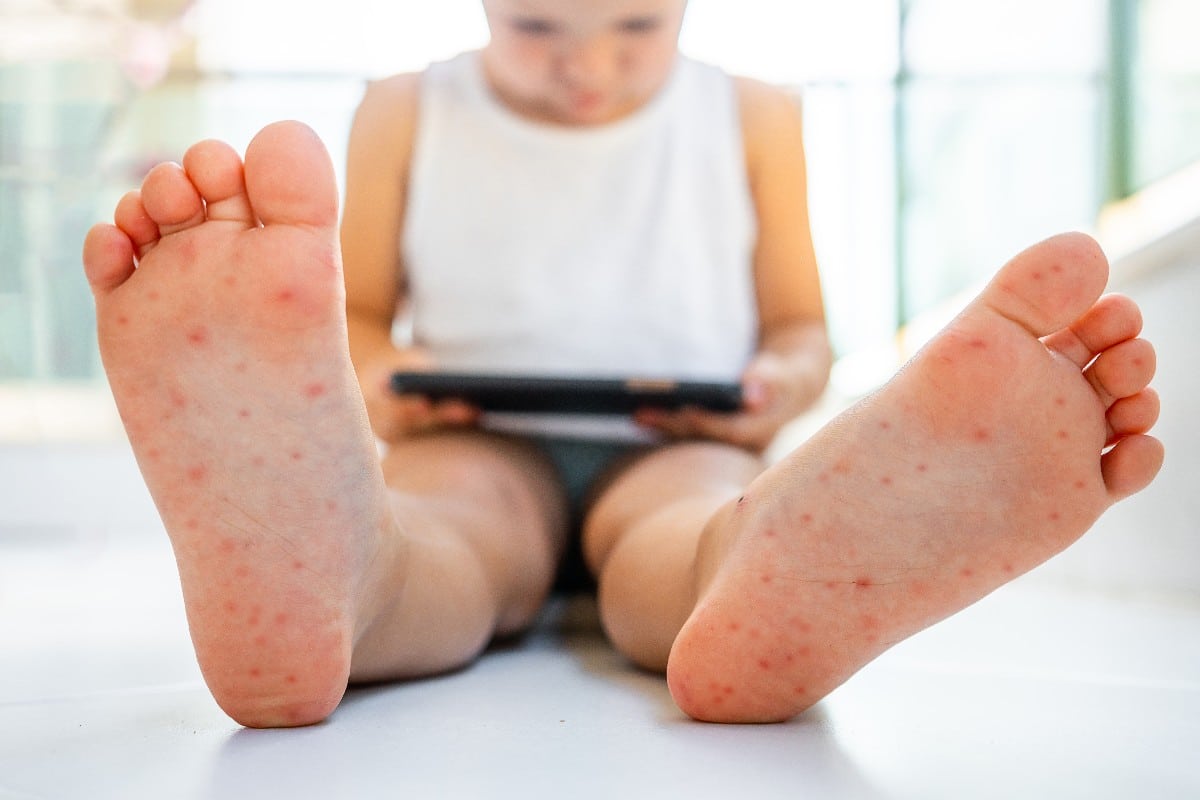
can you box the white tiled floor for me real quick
[2,259,1198,798]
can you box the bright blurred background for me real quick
[2,0,1199,438]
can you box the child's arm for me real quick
[638,78,832,451]
[342,75,479,441]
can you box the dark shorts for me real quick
[527,435,653,593]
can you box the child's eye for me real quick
[512,17,559,36]
[618,16,662,34]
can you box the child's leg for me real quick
[582,442,762,669]
[81,122,565,728]
[588,233,1162,723]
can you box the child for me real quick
[81,0,1163,729]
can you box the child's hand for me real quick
[634,354,820,452]
[360,349,481,443]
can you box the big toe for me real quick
[981,232,1111,337]
[243,121,338,229]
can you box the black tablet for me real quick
[389,371,743,415]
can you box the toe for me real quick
[182,139,256,225]
[82,223,136,294]
[1101,435,1164,502]
[113,190,161,259]
[243,121,338,229]
[1042,293,1143,368]
[1084,338,1156,408]
[140,162,206,235]
[982,232,1109,338]
[1106,388,1160,445]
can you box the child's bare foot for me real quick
[667,233,1164,723]
[82,122,392,727]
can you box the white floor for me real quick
[2,258,1199,799]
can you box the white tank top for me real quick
[403,51,758,437]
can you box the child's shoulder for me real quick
[731,75,802,126]
[349,71,423,163]
[357,71,423,120]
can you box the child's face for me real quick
[480,0,687,126]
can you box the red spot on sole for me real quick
[757,658,771,671]
[186,464,208,483]
[879,421,891,430]
[1057,430,1069,440]
[218,538,236,554]
[293,560,305,571]
[186,327,209,346]
[969,338,988,350]
[275,613,288,626]
[249,668,262,678]
[960,568,974,578]
[238,409,251,419]
[916,463,928,473]
[973,428,991,442]
[854,578,872,589]
[303,382,327,399]
[881,476,893,486]
[286,675,298,684]
[1048,511,1061,521]
[290,451,304,462]
[794,685,808,696]
[727,622,741,633]
[760,574,773,584]
[276,289,295,303]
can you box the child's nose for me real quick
[560,35,618,86]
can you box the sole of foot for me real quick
[667,233,1163,723]
[82,121,392,727]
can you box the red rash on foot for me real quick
[879,421,891,430]
[973,428,991,442]
[960,568,974,578]
[275,613,288,626]
[303,382,327,399]
[881,476,893,486]
[275,289,295,303]
[916,463,928,473]
[1048,512,1061,521]
[186,464,208,483]
[238,409,251,419]
[218,538,237,554]
[727,622,741,632]
[293,560,305,571]
[286,675,298,684]
[1055,396,1067,406]
[186,327,209,346]
[757,658,771,671]
[249,668,262,678]
[1074,480,1087,490]
[800,512,813,524]
[854,578,872,589]
[969,338,988,350]
[1058,430,1069,440]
